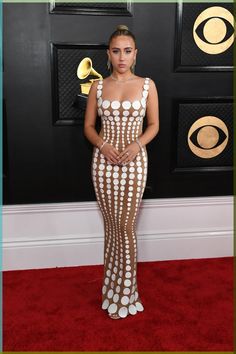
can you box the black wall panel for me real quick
[3,2,233,205]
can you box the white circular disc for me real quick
[132,100,141,110]
[108,303,118,314]
[135,301,144,311]
[102,299,109,309]
[118,306,128,318]
[129,304,137,315]
[113,294,119,303]
[107,289,114,298]
[121,295,129,305]
[102,100,110,109]
[122,101,131,110]
[111,100,121,109]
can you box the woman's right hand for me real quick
[100,143,120,164]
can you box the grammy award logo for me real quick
[77,57,103,95]
[74,57,103,112]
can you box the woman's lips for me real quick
[118,64,126,67]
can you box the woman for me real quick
[84,24,159,319]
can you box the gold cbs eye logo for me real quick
[193,6,235,54]
[187,116,229,159]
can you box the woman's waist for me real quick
[98,137,144,146]
[98,130,143,142]
[96,132,147,152]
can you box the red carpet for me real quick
[3,256,234,351]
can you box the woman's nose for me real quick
[119,52,125,60]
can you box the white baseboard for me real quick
[2,196,233,271]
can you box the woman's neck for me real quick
[110,71,136,82]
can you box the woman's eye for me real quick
[112,50,132,54]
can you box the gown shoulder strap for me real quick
[142,77,150,101]
[96,79,103,100]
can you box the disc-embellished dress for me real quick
[91,77,150,318]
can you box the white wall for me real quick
[2,196,233,271]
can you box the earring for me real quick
[107,59,111,71]
[131,58,136,73]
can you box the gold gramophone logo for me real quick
[77,57,103,95]
[193,6,235,54]
[187,116,229,159]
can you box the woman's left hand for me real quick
[117,141,141,165]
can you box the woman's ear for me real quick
[106,49,110,60]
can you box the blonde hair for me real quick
[116,24,129,31]
[108,24,136,48]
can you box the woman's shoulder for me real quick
[136,75,155,86]
[144,76,155,83]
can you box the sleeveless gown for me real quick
[91,77,150,318]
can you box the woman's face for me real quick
[107,35,137,74]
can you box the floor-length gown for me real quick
[91,77,150,318]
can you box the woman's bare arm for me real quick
[83,81,104,149]
[83,80,120,164]
[138,79,160,147]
